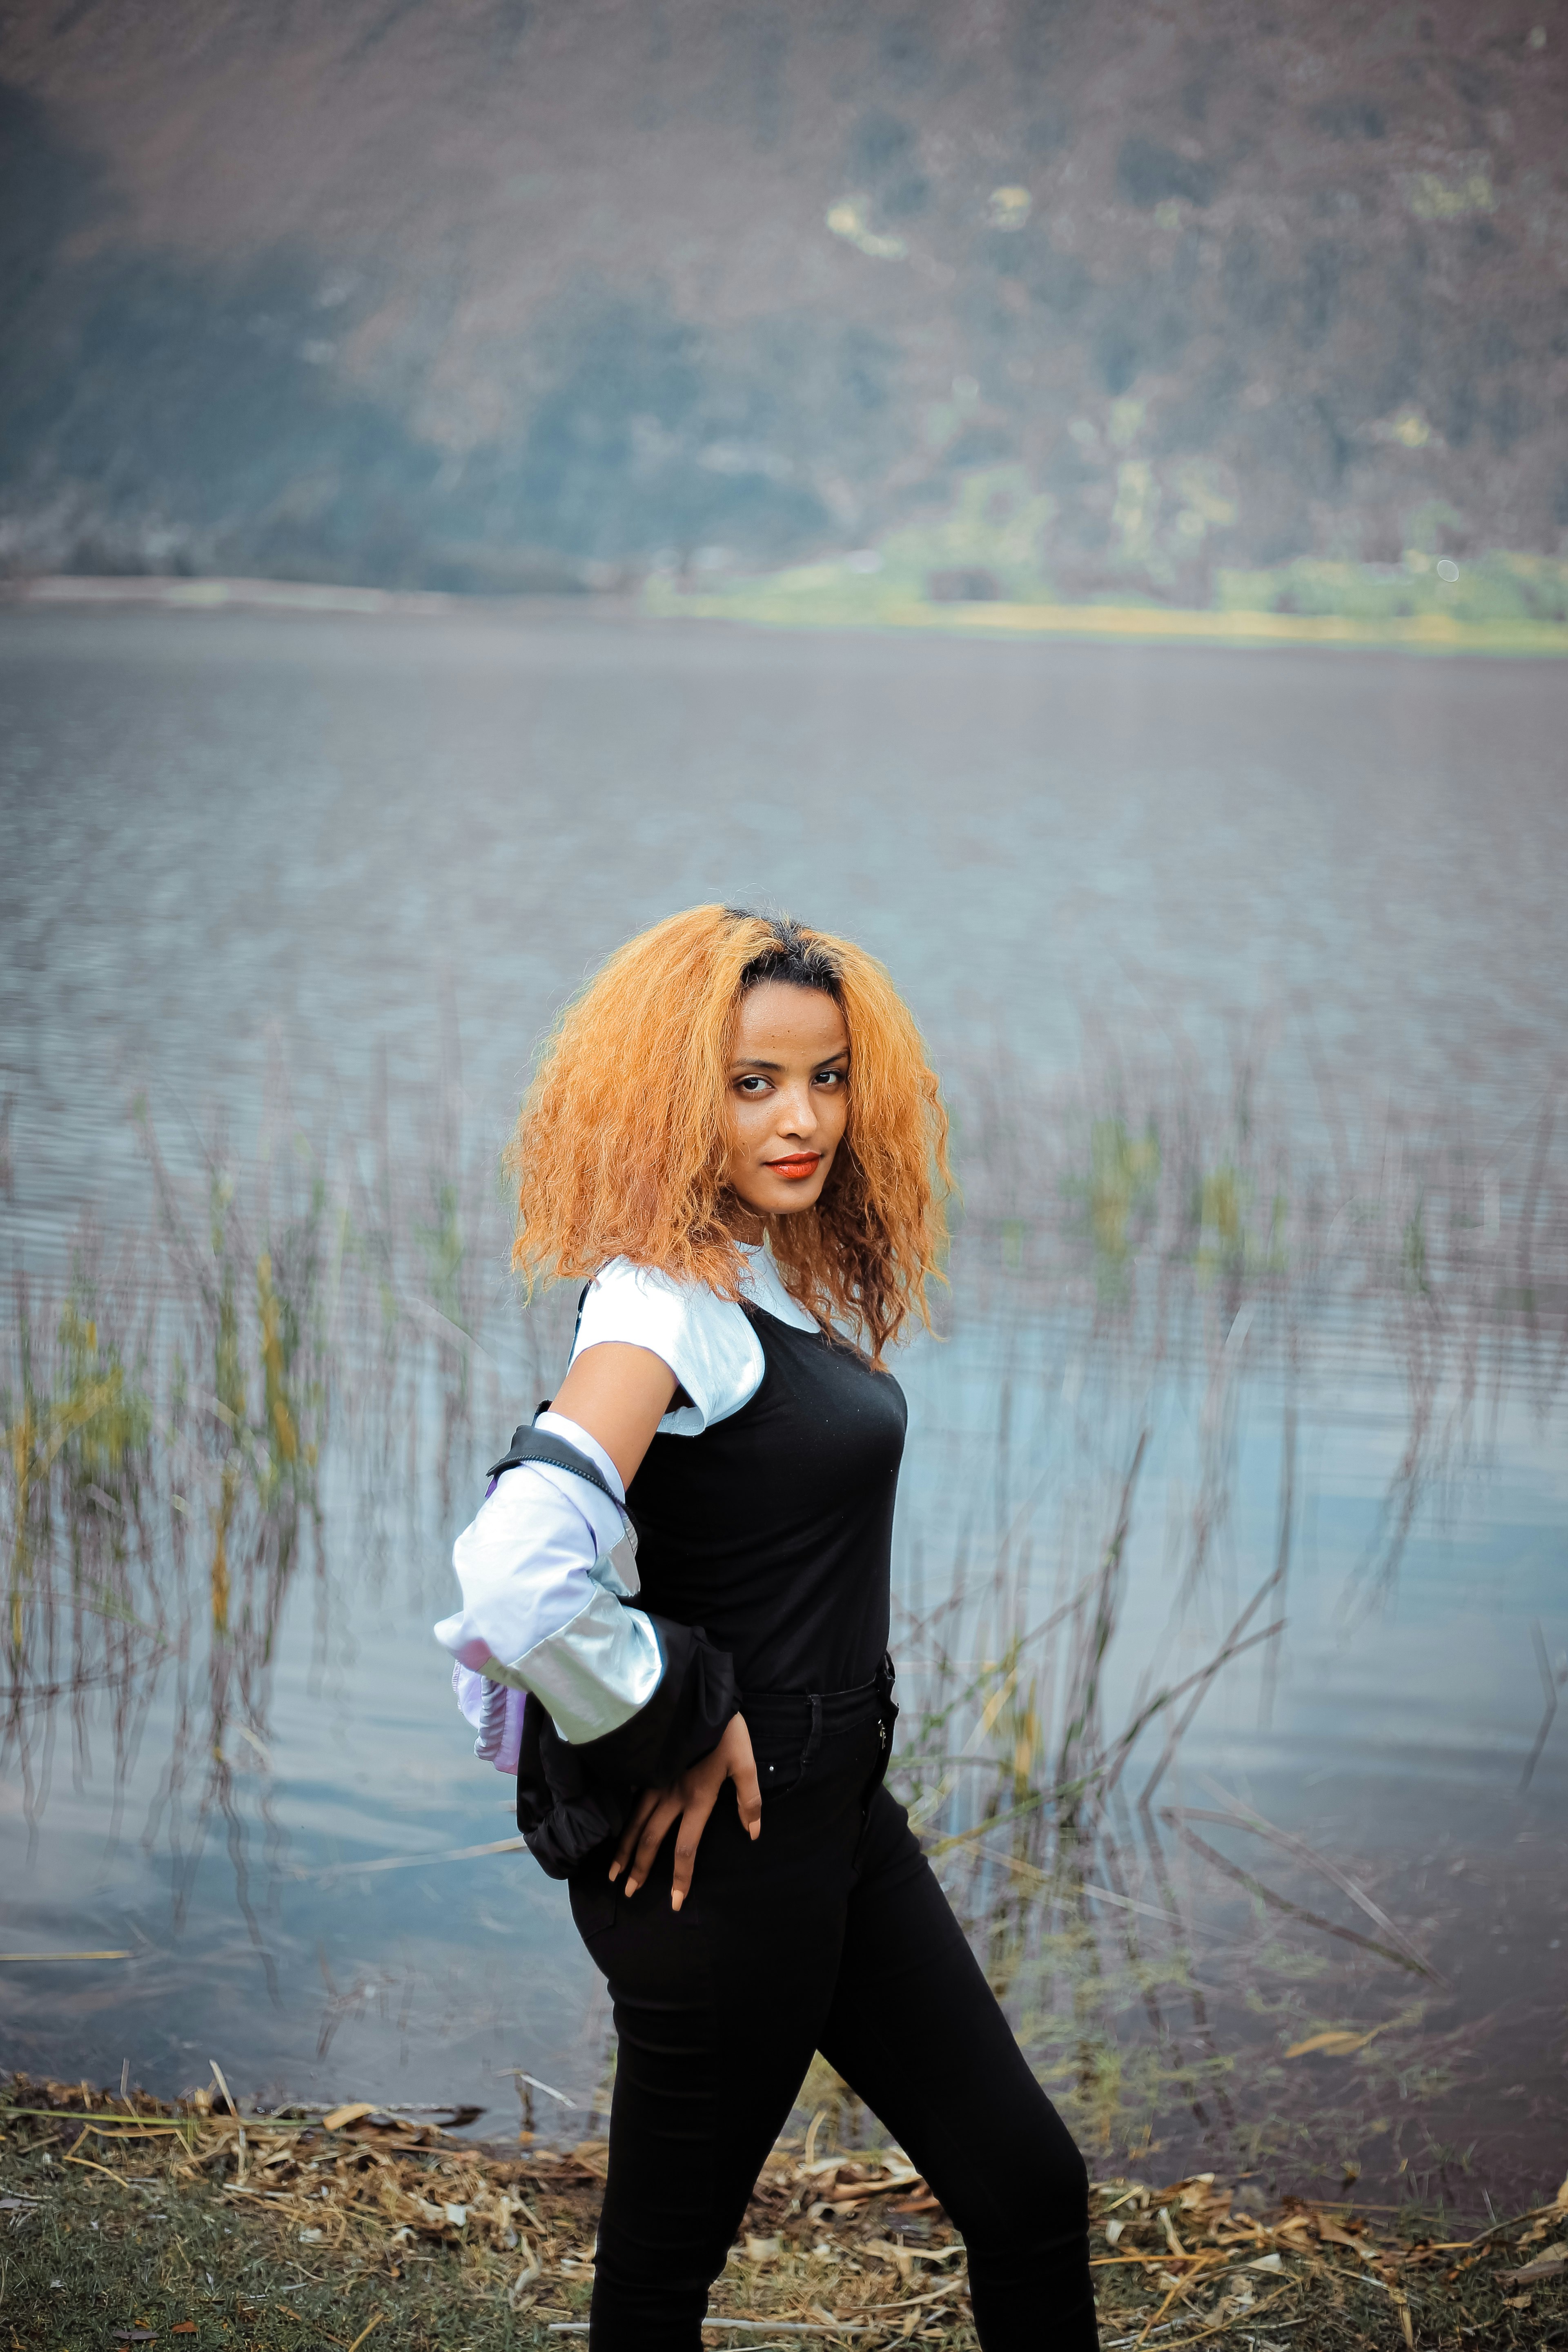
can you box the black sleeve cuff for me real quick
[514,1616,737,1880]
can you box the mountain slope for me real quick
[2,0,1564,593]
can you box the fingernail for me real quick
[670,1891,684,1913]
[625,1879,639,1898]
[749,1823,760,1840]
[608,1862,621,1882]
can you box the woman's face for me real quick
[722,980,849,1221]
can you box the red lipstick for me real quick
[764,1153,822,1180]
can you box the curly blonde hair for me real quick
[508,906,950,1361]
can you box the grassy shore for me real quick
[4,2079,1566,2349]
[642,490,1568,656]
[644,581,1568,657]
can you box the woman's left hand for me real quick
[610,1714,762,1912]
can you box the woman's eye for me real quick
[815,1068,844,1087]
[736,1075,770,1095]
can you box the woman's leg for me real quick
[578,1877,835,2349]
[574,1728,880,2351]
[819,1788,1098,2350]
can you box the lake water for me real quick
[1,605,1564,2211]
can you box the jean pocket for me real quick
[756,1747,807,1801]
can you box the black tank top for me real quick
[624,1302,908,1694]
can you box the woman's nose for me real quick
[779,1085,817,1134]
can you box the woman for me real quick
[436,907,1096,2351]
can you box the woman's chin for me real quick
[747,1178,826,1218]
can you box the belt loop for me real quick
[800,1692,823,1773]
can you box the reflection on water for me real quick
[1,609,1565,2212]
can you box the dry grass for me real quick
[4,2077,1567,2350]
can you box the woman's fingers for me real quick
[725,1718,764,1842]
[730,1746,763,1840]
[669,1782,719,1913]
[609,1785,661,1882]
[617,1717,764,1906]
[624,1791,682,1897]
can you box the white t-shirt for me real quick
[570,1243,817,1434]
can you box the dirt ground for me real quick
[3,2078,1566,2349]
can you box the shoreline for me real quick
[648,587,1568,658]
[4,571,1566,657]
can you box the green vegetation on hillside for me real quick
[645,466,1568,648]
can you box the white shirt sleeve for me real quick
[435,1416,624,1674]
[569,1250,816,1434]
[432,1410,661,1745]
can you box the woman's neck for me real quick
[719,1198,766,1247]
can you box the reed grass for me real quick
[871,1048,1566,2193]
[0,1052,557,1922]
[2,1039,1564,2202]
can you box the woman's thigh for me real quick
[571,1743,878,2298]
[818,1791,1091,2277]
[576,1871,833,2229]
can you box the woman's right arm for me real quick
[554,1343,766,1907]
[435,1345,677,1742]
[548,1340,681,1490]
[434,1340,760,1897]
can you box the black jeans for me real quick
[568,1711,1096,2350]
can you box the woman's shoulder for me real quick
[586,1254,710,1299]
[572,1257,760,1434]
[580,1256,739,1327]
[587,1251,816,1334]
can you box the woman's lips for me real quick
[764,1153,822,1180]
